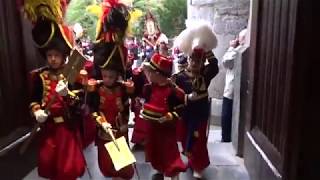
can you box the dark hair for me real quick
[42,37,70,57]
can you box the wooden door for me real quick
[0,0,44,141]
[0,0,29,139]
[0,1,56,179]
[242,0,314,180]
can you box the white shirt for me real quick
[222,46,240,99]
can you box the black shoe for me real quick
[152,173,164,180]
[221,139,231,142]
[131,143,145,151]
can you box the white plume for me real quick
[192,22,217,51]
[173,28,195,55]
[174,21,217,55]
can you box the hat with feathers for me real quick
[93,41,127,73]
[23,0,73,57]
[93,0,130,76]
[95,0,130,43]
[174,22,217,61]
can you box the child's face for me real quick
[148,70,166,84]
[46,49,64,69]
[101,69,118,87]
[188,57,203,73]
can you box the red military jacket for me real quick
[142,82,185,121]
[88,82,133,132]
[29,67,80,124]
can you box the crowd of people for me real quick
[20,0,232,180]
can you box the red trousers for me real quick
[81,115,96,148]
[131,109,149,144]
[38,122,85,180]
[145,121,187,177]
[96,134,134,179]
[175,119,184,142]
[180,120,210,172]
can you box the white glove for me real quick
[187,92,198,101]
[55,80,68,96]
[139,98,146,105]
[101,122,112,130]
[34,109,48,123]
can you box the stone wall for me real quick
[232,46,248,155]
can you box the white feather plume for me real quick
[174,21,217,55]
[192,23,217,51]
[173,28,195,55]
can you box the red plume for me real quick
[101,0,119,22]
[97,0,129,43]
[191,48,205,60]
[60,0,68,16]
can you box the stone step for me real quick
[23,129,249,180]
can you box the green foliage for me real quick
[132,0,187,38]
[158,0,187,38]
[65,0,98,40]
[131,0,163,38]
[133,0,163,13]
[130,18,144,39]
[64,0,187,39]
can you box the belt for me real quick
[53,116,64,123]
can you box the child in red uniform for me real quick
[141,53,187,180]
[130,66,150,148]
[28,20,86,180]
[87,1,134,179]
[87,65,134,180]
